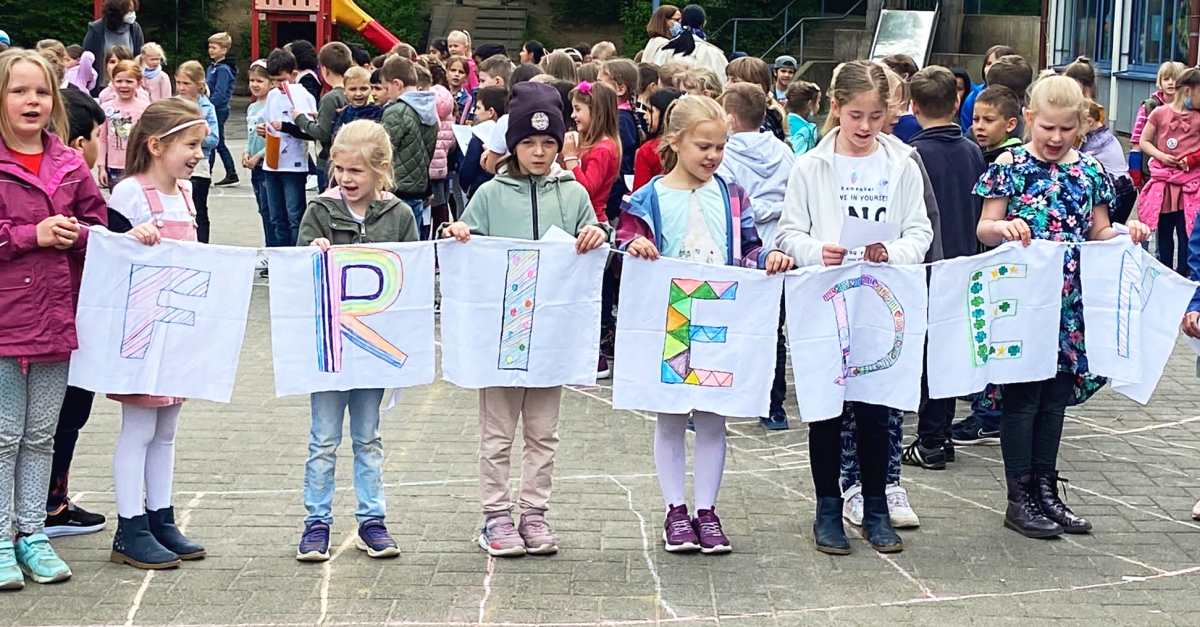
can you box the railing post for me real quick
[784,7,790,49]
[733,21,739,54]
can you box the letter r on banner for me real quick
[121,265,211,359]
[1117,249,1158,357]
[968,263,1025,366]
[822,274,905,385]
[314,247,407,373]
[661,278,737,387]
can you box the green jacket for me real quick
[293,87,347,169]
[381,91,438,198]
[461,168,614,241]
[297,188,419,247]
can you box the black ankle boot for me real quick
[1004,474,1063,538]
[1033,472,1092,534]
[812,497,851,555]
[148,507,206,560]
[862,495,903,553]
[111,514,181,569]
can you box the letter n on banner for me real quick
[313,247,407,373]
[1117,249,1158,357]
[662,278,736,387]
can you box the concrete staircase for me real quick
[429,0,527,57]
[794,15,866,92]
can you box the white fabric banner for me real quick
[268,243,436,396]
[1081,238,1198,404]
[438,236,607,388]
[785,263,928,422]
[612,256,782,417]
[69,228,256,403]
[927,240,1064,399]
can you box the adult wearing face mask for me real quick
[82,0,145,96]
[641,4,681,66]
[650,4,727,85]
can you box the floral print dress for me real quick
[973,145,1115,404]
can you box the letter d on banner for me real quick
[822,274,905,385]
[314,247,407,373]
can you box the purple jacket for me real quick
[0,132,108,362]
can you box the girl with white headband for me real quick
[106,98,210,571]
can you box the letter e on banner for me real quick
[662,278,737,387]
[968,263,1026,366]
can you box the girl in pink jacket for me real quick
[429,84,456,231]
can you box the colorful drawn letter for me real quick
[121,265,211,359]
[1117,249,1159,357]
[314,247,407,373]
[499,250,539,370]
[822,275,905,385]
[968,263,1025,366]
[661,278,737,387]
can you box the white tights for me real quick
[114,403,181,518]
[654,411,726,512]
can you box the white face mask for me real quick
[124,11,136,24]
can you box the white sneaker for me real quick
[306,174,318,191]
[886,484,920,528]
[1192,498,1200,521]
[842,484,863,526]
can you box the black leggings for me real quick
[1157,211,1188,275]
[191,176,211,244]
[46,386,95,513]
[810,402,890,498]
[999,372,1073,478]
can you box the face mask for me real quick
[670,23,683,37]
[124,11,136,24]
[1186,96,1194,110]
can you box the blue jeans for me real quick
[250,167,277,247]
[304,388,387,525]
[105,167,124,192]
[210,107,236,178]
[264,170,307,246]
[403,198,426,240]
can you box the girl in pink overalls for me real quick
[106,98,210,570]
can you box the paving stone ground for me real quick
[7,105,1200,626]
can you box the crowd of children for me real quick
[1,0,1200,591]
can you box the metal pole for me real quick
[1109,0,1124,125]
[652,0,660,12]
[732,21,739,54]
[783,7,789,48]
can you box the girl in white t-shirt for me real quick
[776,60,933,557]
[106,99,211,571]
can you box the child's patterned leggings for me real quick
[0,358,68,539]
[839,406,904,493]
[114,404,181,518]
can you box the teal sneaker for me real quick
[0,540,24,590]
[15,533,71,584]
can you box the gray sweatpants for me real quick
[0,358,68,539]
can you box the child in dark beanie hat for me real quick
[505,82,567,154]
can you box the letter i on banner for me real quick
[662,278,736,387]
[969,263,1026,365]
[314,247,407,372]
[499,250,539,370]
[121,265,211,359]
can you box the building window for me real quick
[1064,0,1113,64]
[1130,0,1189,68]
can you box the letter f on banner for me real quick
[121,265,211,359]
[314,247,407,373]
[1117,249,1159,357]
[968,263,1026,366]
[662,278,737,387]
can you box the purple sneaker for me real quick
[694,509,731,554]
[662,504,700,552]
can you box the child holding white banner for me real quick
[106,99,211,570]
[442,82,611,557]
[975,75,1150,539]
[0,49,108,589]
[620,95,794,554]
[294,120,419,562]
[776,60,934,556]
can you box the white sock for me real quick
[654,413,689,510]
[114,405,156,518]
[144,404,180,512]
[691,412,727,511]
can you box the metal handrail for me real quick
[709,1,797,54]
[761,0,866,61]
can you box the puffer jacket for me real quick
[0,131,109,361]
[429,85,455,181]
[297,188,419,246]
[382,90,438,199]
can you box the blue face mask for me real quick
[1187,96,1195,110]
[670,23,683,37]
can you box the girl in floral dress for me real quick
[975,75,1151,540]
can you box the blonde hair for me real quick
[140,42,167,65]
[822,60,890,136]
[176,60,210,96]
[38,49,66,86]
[344,66,371,84]
[0,50,69,146]
[208,32,232,49]
[1025,74,1086,127]
[36,40,67,62]
[330,120,395,191]
[125,98,206,174]
[678,67,722,98]
[1158,61,1187,89]
[590,41,617,62]
[542,51,576,82]
[658,95,727,173]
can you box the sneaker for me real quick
[597,355,612,379]
[259,268,269,279]
[14,533,71,583]
[901,440,947,470]
[842,484,864,526]
[306,174,318,191]
[950,416,1001,445]
[0,541,23,590]
[886,484,920,528]
[44,501,107,538]
[214,174,240,187]
[662,504,700,552]
[760,407,790,431]
[478,513,526,557]
[296,521,331,562]
[944,441,956,463]
[518,510,558,555]
[600,329,616,358]
[355,519,400,558]
[693,509,731,554]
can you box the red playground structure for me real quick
[251,0,401,58]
